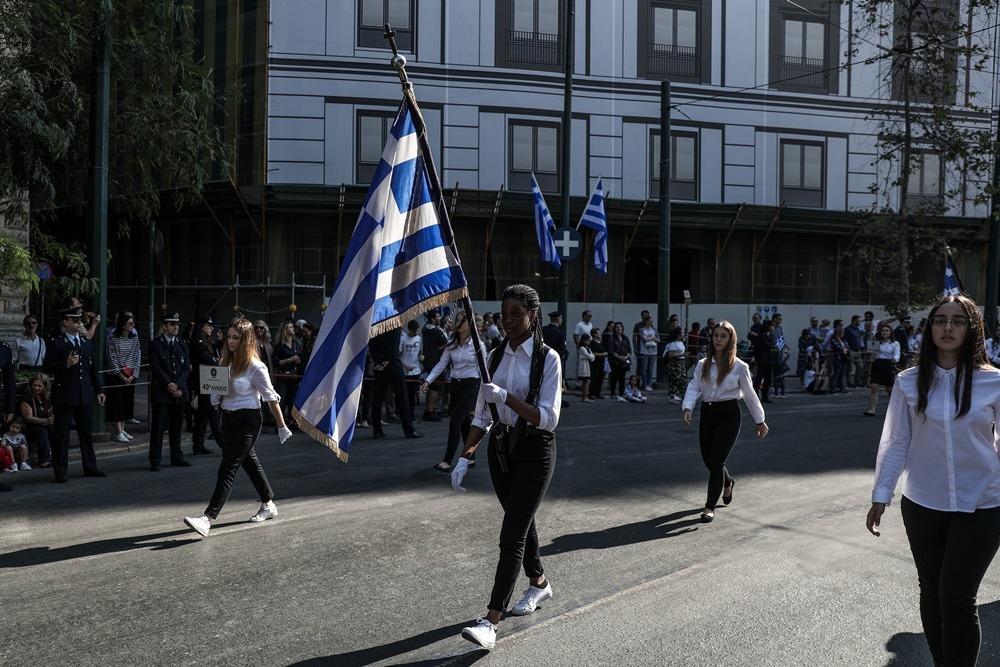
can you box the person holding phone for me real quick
[867,295,1000,667]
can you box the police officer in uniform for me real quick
[42,307,106,483]
[189,315,225,455]
[148,313,191,471]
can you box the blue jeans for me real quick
[637,355,656,388]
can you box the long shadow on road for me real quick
[542,508,703,555]
[883,599,1000,666]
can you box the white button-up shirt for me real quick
[211,358,280,410]
[426,337,488,382]
[14,334,45,367]
[682,357,766,424]
[873,365,1000,511]
[875,340,900,362]
[471,338,562,431]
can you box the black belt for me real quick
[452,377,480,382]
[703,399,738,406]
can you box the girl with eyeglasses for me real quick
[867,295,1000,666]
[864,322,901,416]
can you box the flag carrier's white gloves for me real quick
[278,426,293,443]
[452,458,470,492]
[479,383,507,405]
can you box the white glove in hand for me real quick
[451,458,470,493]
[278,426,293,443]
[479,383,508,405]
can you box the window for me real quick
[497,0,564,71]
[638,1,710,83]
[358,0,413,50]
[906,152,944,208]
[891,0,958,103]
[509,121,560,192]
[769,0,838,94]
[356,110,397,185]
[650,130,698,200]
[780,140,824,207]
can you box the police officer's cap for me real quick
[196,315,213,327]
[548,311,563,319]
[59,307,83,319]
[162,313,181,323]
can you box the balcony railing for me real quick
[647,43,699,78]
[505,29,562,66]
[777,54,827,89]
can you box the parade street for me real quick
[3,390,999,667]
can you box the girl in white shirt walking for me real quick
[422,312,487,472]
[867,295,1000,667]
[864,323,901,416]
[184,319,292,537]
[682,321,768,523]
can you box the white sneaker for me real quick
[124,431,135,440]
[461,618,497,649]
[249,502,278,523]
[671,395,681,403]
[115,432,130,443]
[127,418,141,424]
[19,462,31,471]
[510,581,553,616]
[616,396,627,403]
[184,515,211,537]
[644,385,654,391]
[5,466,17,473]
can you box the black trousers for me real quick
[442,377,480,465]
[371,369,416,436]
[25,424,52,465]
[487,428,556,613]
[698,400,741,510]
[609,364,627,396]
[273,375,299,420]
[192,396,226,449]
[205,409,273,520]
[150,402,186,466]
[589,363,606,398]
[51,403,98,478]
[901,496,1000,667]
[754,359,773,398]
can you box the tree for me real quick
[846,0,999,315]
[0,0,230,296]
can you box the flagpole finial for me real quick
[383,23,410,84]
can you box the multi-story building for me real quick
[110,0,998,319]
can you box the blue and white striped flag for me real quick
[944,250,962,296]
[531,173,561,269]
[577,178,609,275]
[293,101,468,462]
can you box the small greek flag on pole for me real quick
[577,178,609,275]
[944,250,963,297]
[293,101,468,462]
[531,173,561,269]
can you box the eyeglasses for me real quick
[930,316,969,329]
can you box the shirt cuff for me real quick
[872,488,894,506]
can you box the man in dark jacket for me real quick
[370,328,423,440]
[189,315,225,455]
[421,309,448,421]
[148,313,191,471]
[42,307,106,483]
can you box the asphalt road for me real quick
[3,389,999,666]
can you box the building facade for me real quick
[109,0,999,320]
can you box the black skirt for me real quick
[869,358,898,387]
[105,374,136,421]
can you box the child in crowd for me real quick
[624,375,647,403]
[577,334,595,403]
[2,418,29,471]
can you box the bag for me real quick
[121,366,133,379]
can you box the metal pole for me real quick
[558,0,575,335]
[87,0,111,429]
[984,106,1000,330]
[657,81,671,384]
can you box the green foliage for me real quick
[0,232,40,296]
[846,0,1000,315]
[0,0,230,286]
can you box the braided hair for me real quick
[500,284,544,351]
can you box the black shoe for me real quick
[192,447,212,456]
[373,432,387,439]
[761,397,772,403]
[405,431,424,439]
[171,460,192,467]
[425,414,442,422]
[150,465,161,472]
[54,475,67,484]
[723,478,736,506]
[467,458,476,468]
[83,470,108,478]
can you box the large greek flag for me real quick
[531,173,561,269]
[577,178,609,275]
[944,250,962,296]
[293,101,468,462]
